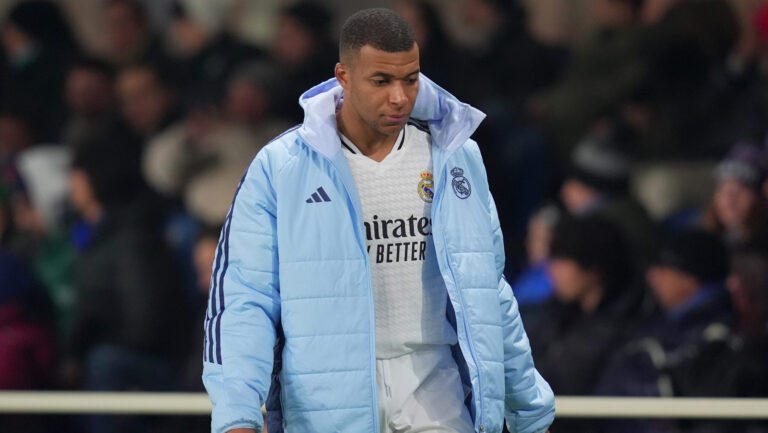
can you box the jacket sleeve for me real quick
[202,152,281,433]
[489,195,556,433]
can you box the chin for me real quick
[376,124,405,136]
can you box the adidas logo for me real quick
[305,186,331,203]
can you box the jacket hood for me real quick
[297,74,486,159]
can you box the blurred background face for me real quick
[66,68,114,117]
[0,24,31,57]
[727,253,768,330]
[393,1,428,50]
[225,80,267,125]
[646,265,698,309]
[0,115,33,161]
[560,179,599,215]
[117,67,171,134]
[591,0,637,28]
[713,178,758,229]
[104,0,146,62]
[459,0,500,29]
[169,17,208,57]
[641,0,680,23]
[549,258,598,302]
[526,215,552,264]
[273,16,315,68]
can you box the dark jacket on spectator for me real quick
[69,205,186,362]
[529,280,644,397]
[596,285,736,433]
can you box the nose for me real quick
[388,82,407,107]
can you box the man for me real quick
[203,9,554,433]
[595,230,733,433]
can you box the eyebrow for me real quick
[368,69,420,79]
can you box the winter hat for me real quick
[714,143,768,190]
[549,216,632,291]
[653,230,728,283]
[568,136,631,195]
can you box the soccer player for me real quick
[203,8,554,433]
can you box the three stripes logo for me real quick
[306,186,331,203]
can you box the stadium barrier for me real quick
[0,393,767,419]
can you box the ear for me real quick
[335,62,349,89]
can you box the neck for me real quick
[337,103,400,162]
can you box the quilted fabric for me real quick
[202,76,555,433]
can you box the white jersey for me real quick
[341,121,458,359]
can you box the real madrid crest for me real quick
[451,167,471,199]
[418,170,434,203]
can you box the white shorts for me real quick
[376,346,475,433]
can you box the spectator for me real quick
[0,250,56,433]
[393,0,463,94]
[531,0,646,154]
[167,0,264,111]
[270,1,337,123]
[694,245,768,394]
[63,57,118,150]
[0,111,46,261]
[560,133,659,262]
[458,0,567,119]
[528,217,641,396]
[703,143,768,249]
[512,204,560,318]
[597,230,733,432]
[143,62,287,226]
[223,61,291,135]
[116,63,179,140]
[0,252,54,391]
[0,0,80,142]
[101,0,169,68]
[0,190,57,432]
[635,0,740,159]
[65,133,186,432]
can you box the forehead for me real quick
[351,44,419,75]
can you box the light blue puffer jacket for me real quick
[202,75,555,433]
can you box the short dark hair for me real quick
[339,8,416,61]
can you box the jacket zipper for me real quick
[325,151,380,433]
[432,157,485,431]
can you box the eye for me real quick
[372,78,387,86]
[407,77,419,85]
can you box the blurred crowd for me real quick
[1,0,768,432]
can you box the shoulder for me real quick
[247,124,303,176]
[450,138,485,170]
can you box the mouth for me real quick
[386,114,409,123]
